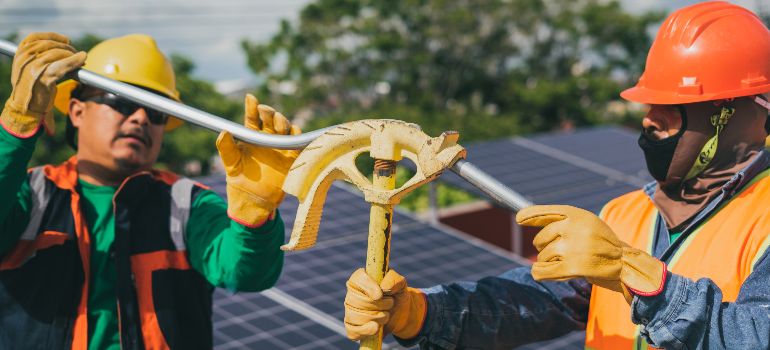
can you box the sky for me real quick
[0,0,763,88]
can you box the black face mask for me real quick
[637,106,688,181]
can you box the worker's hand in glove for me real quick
[344,268,427,340]
[2,32,86,137]
[516,205,666,304]
[216,94,301,227]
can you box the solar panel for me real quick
[525,126,649,180]
[276,194,522,317]
[212,290,356,350]
[433,125,650,213]
[201,177,586,349]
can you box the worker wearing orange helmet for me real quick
[0,33,299,349]
[343,2,770,349]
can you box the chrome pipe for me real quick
[1,38,532,211]
[0,39,330,149]
[450,159,533,211]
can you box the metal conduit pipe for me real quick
[0,39,330,149]
[0,39,533,212]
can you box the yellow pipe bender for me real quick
[281,119,466,349]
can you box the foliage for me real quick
[240,0,663,211]
[242,0,664,138]
[0,33,241,175]
[0,33,17,124]
[395,167,477,211]
[351,154,476,212]
[158,54,241,174]
[762,11,770,30]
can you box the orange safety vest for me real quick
[585,168,770,350]
[0,157,212,350]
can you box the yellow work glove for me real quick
[1,32,86,137]
[344,268,427,340]
[216,94,301,227]
[516,205,666,304]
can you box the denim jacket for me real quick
[399,151,770,349]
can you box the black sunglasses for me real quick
[80,92,170,126]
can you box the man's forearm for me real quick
[207,216,285,291]
[0,127,38,255]
[186,189,285,291]
[398,266,591,349]
[634,253,770,349]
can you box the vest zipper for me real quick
[117,300,124,350]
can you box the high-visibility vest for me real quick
[585,168,770,350]
[0,157,212,350]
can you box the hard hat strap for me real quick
[754,95,770,112]
[684,106,735,180]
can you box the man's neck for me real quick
[76,156,143,187]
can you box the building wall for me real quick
[439,205,539,260]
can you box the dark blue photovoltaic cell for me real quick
[526,126,650,180]
[275,209,520,320]
[212,289,357,350]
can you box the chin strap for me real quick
[755,95,770,112]
[684,104,735,180]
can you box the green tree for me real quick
[0,33,18,116]
[242,0,663,139]
[158,54,241,174]
[0,33,240,175]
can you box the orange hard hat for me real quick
[621,1,770,105]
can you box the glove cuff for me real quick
[621,247,667,297]
[392,287,427,339]
[626,263,667,297]
[225,183,281,227]
[1,100,43,138]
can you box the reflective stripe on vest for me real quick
[0,168,66,270]
[0,155,211,350]
[129,176,199,350]
[585,168,770,350]
[169,178,196,251]
[22,167,49,240]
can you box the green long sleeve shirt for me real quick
[0,128,285,350]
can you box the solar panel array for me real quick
[438,125,652,213]
[212,289,352,350]
[201,179,584,349]
[524,125,650,181]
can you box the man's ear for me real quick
[68,99,85,128]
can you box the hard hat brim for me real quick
[621,84,770,106]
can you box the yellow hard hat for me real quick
[54,34,183,130]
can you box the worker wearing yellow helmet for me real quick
[54,33,185,134]
[342,2,770,349]
[0,32,298,349]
